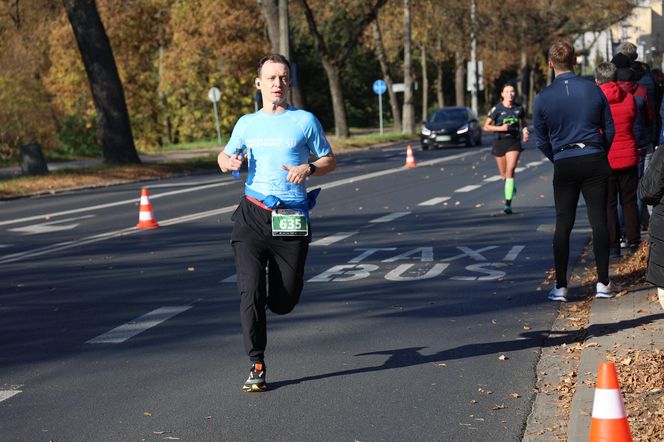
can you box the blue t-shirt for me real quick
[224,106,331,203]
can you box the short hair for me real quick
[618,41,638,61]
[595,62,617,84]
[548,39,575,70]
[501,83,515,92]
[257,54,291,78]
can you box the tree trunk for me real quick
[320,58,348,138]
[436,61,444,108]
[420,43,428,122]
[299,0,387,138]
[260,0,280,53]
[455,51,465,107]
[518,49,527,98]
[372,21,401,131]
[63,0,140,164]
[278,0,289,57]
[402,0,415,134]
[435,37,444,108]
[528,64,536,113]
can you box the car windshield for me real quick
[428,109,467,123]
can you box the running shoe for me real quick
[548,286,568,302]
[503,204,512,215]
[596,281,621,299]
[243,362,267,392]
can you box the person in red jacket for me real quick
[596,62,640,257]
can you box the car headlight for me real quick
[456,124,469,134]
[421,126,431,136]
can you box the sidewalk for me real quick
[0,147,220,178]
[567,282,664,440]
[524,243,664,441]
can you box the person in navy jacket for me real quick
[533,39,618,302]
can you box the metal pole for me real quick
[470,0,478,115]
[379,92,384,135]
[212,100,222,144]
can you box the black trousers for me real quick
[607,166,640,248]
[553,153,611,288]
[230,198,310,362]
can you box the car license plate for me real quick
[436,135,451,141]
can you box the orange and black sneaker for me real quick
[242,362,267,392]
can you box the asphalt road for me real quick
[0,138,594,441]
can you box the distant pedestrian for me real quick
[483,83,528,214]
[533,39,618,302]
[595,62,640,257]
[218,53,336,392]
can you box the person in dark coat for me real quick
[637,145,664,310]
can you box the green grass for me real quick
[329,130,416,151]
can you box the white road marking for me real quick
[483,175,503,182]
[370,212,411,223]
[441,246,498,262]
[220,274,236,283]
[537,224,555,233]
[0,390,21,402]
[86,306,192,344]
[1,149,488,264]
[418,196,451,206]
[455,184,482,193]
[0,181,235,227]
[310,231,359,246]
[9,215,96,235]
[503,246,525,261]
[0,207,236,265]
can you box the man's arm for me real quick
[282,153,336,184]
[532,95,553,162]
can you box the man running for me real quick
[218,54,336,392]
[533,39,617,302]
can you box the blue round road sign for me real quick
[373,79,387,95]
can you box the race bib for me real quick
[271,209,308,236]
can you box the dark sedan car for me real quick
[420,106,482,149]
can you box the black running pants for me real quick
[552,153,611,288]
[230,198,309,362]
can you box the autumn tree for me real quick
[297,0,387,138]
[63,0,140,164]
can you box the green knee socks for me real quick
[504,178,515,202]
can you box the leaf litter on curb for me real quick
[534,242,664,440]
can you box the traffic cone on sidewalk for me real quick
[589,361,633,442]
[404,145,416,168]
[136,187,159,229]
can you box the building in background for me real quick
[576,0,663,73]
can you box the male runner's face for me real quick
[257,61,290,110]
[501,86,515,104]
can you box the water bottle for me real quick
[231,147,244,180]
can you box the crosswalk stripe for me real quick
[455,184,482,193]
[310,231,359,246]
[0,390,21,402]
[86,306,192,344]
[370,212,411,223]
[418,197,451,206]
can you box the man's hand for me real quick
[218,151,243,173]
[282,164,310,184]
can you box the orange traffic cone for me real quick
[589,361,633,442]
[404,144,416,168]
[136,187,159,229]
